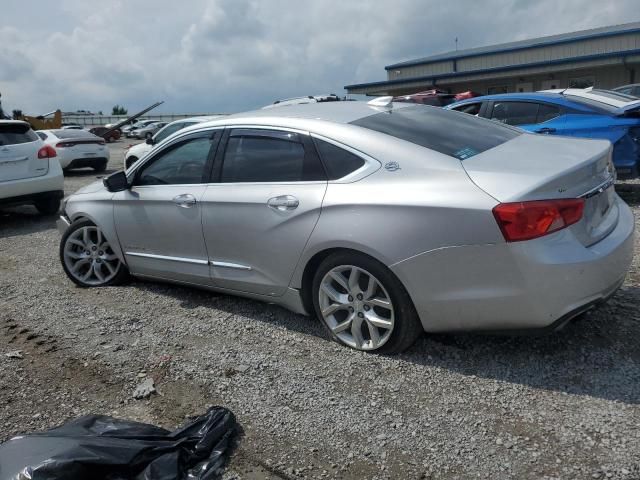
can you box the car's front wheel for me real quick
[60,220,129,287]
[312,252,422,354]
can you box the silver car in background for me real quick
[130,121,167,140]
[56,100,635,353]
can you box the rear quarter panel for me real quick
[289,137,502,288]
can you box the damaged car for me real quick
[56,99,635,353]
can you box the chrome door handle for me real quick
[267,195,299,211]
[173,193,197,208]
[535,127,556,134]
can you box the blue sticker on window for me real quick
[454,147,478,160]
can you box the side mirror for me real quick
[146,137,154,145]
[103,170,129,192]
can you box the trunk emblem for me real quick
[384,162,401,172]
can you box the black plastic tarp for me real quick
[0,407,236,480]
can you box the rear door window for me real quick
[490,102,539,125]
[536,104,561,123]
[350,105,520,161]
[220,129,326,182]
[0,123,39,146]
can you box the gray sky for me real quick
[1,0,639,115]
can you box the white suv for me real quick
[0,120,64,214]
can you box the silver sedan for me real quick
[56,99,635,353]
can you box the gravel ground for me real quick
[1,139,640,479]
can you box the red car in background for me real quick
[393,89,480,106]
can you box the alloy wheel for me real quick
[63,226,121,286]
[318,265,395,350]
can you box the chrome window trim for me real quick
[226,125,310,136]
[125,251,209,265]
[310,133,381,183]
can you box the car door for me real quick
[113,130,220,284]
[201,127,328,296]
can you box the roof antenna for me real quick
[455,37,458,51]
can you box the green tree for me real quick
[111,105,128,115]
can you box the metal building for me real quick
[345,22,640,96]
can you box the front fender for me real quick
[64,199,126,265]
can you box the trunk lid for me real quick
[462,133,617,246]
[0,122,48,182]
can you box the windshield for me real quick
[0,123,39,146]
[590,89,639,103]
[564,95,619,114]
[350,105,521,160]
[154,121,197,143]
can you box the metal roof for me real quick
[200,101,413,126]
[385,21,640,70]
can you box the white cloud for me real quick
[0,0,638,116]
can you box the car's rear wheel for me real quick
[60,220,128,287]
[312,252,422,353]
[34,198,60,215]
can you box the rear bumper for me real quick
[0,190,64,208]
[0,159,64,204]
[391,197,635,333]
[63,157,108,170]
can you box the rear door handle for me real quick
[535,127,556,134]
[173,193,197,208]
[267,195,299,211]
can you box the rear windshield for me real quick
[51,129,96,139]
[0,123,39,146]
[350,105,520,160]
[564,95,619,114]
[590,89,638,103]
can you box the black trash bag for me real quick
[0,406,236,480]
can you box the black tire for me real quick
[59,219,129,288]
[125,156,138,170]
[93,160,107,172]
[34,198,60,215]
[311,251,422,354]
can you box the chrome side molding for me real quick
[210,261,252,271]
[125,252,209,265]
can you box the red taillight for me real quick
[492,198,585,242]
[37,145,57,159]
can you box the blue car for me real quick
[445,89,640,178]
